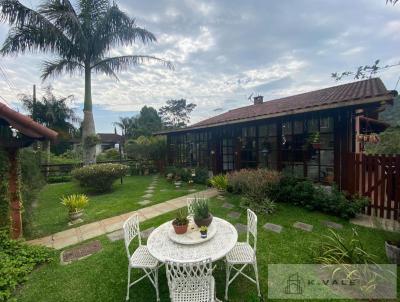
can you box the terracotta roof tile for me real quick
[191,78,393,129]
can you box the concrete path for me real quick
[28,188,218,250]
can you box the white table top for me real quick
[147,217,238,262]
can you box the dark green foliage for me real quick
[125,136,166,161]
[164,166,208,184]
[46,175,72,183]
[364,126,400,155]
[192,198,210,220]
[269,176,368,219]
[135,106,163,137]
[71,163,129,193]
[97,149,120,162]
[0,149,8,230]
[158,99,196,128]
[0,231,54,302]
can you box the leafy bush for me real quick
[71,163,129,192]
[227,169,281,203]
[165,166,209,184]
[60,194,89,213]
[269,176,368,219]
[47,175,72,183]
[0,231,54,302]
[241,196,277,215]
[209,174,228,191]
[97,148,120,162]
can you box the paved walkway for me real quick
[28,188,218,250]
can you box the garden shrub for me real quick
[269,175,368,219]
[71,163,129,192]
[164,166,209,184]
[97,148,120,162]
[0,149,8,230]
[227,169,281,201]
[0,231,54,301]
[46,175,72,183]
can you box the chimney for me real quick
[254,95,263,105]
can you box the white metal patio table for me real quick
[147,217,238,262]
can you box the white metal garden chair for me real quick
[123,214,160,301]
[166,258,221,302]
[225,209,260,300]
[186,196,208,217]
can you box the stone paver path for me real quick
[227,211,241,219]
[322,221,343,230]
[222,202,234,209]
[235,223,247,234]
[263,223,283,233]
[293,221,313,232]
[141,227,155,239]
[28,188,218,250]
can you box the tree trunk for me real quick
[82,65,96,164]
[8,148,22,239]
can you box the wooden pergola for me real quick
[0,102,57,239]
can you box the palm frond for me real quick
[41,58,84,81]
[91,55,173,75]
[91,4,156,57]
[1,24,78,58]
[0,0,48,27]
[91,60,119,80]
[39,0,85,44]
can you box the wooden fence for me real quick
[343,153,400,220]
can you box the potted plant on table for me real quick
[193,198,213,227]
[199,226,208,239]
[60,194,89,223]
[172,209,189,234]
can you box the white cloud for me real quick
[340,46,365,56]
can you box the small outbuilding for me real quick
[0,102,57,238]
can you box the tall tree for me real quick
[20,86,77,135]
[113,116,136,137]
[0,0,172,164]
[136,106,162,136]
[159,99,196,129]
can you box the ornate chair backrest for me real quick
[186,196,208,217]
[166,258,213,302]
[123,214,141,260]
[246,209,258,252]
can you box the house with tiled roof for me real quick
[159,78,397,186]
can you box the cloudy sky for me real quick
[0,0,399,132]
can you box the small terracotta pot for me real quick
[173,222,188,234]
[194,214,213,228]
[312,143,321,149]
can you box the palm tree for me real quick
[0,0,172,164]
[113,116,136,137]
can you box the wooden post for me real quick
[7,148,22,239]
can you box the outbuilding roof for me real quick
[0,102,58,141]
[158,78,396,134]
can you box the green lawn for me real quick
[25,175,206,239]
[16,194,398,302]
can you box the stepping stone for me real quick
[293,221,313,232]
[142,193,153,198]
[263,223,283,233]
[222,202,234,209]
[145,189,154,193]
[160,189,168,192]
[217,195,225,200]
[322,221,343,230]
[235,223,247,234]
[228,211,241,219]
[188,189,197,192]
[106,230,124,242]
[60,240,102,264]
[148,186,155,190]
[138,200,152,206]
[140,227,155,239]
